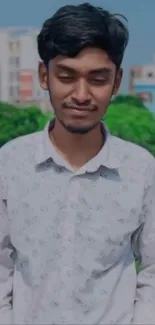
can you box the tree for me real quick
[112,94,146,109]
[104,102,155,156]
[0,103,46,147]
[1,97,155,159]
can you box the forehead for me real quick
[51,47,115,73]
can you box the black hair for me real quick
[37,2,129,68]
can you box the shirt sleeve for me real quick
[133,157,155,324]
[0,154,13,324]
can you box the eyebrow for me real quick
[89,67,113,75]
[56,63,76,73]
[56,63,112,75]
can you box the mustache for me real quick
[62,102,97,111]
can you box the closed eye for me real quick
[58,75,74,82]
[89,78,107,85]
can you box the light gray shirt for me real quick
[0,120,155,325]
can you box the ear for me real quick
[38,61,48,90]
[113,68,123,95]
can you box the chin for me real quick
[63,121,98,134]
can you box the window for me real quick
[9,41,13,52]
[37,90,40,97]
[16,71,20,82]
[130,70,135,77]
[148,72,153,78]
[15,57,20,66]
[9,71,14,82]
[9,86,13,98]
[16,86,19,96]
[16,40,20,51]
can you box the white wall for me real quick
[19,32,42,100]
[0,31,10,101]
[0,28,48,105]
[19,32,39,70]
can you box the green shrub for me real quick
[0,103,51,147]
[105,102,155,156]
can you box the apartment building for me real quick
[0,28,51,112]
[129,62,155,112]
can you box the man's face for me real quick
[39,47,122,134]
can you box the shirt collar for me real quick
[35,119,122,172]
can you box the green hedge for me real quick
[1,96,155,155]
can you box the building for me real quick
[0,27,51,113]
[129,62,155,112]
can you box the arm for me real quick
[0,200,14,324]
[133,157,155,324]
[0,163,14,324]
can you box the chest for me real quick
[7,168,143,279]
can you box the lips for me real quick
[66,107,90,111]
[65,106,96,112]
[69,108,90,114]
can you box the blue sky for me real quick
[1,0,155,92]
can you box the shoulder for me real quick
[111,135,155,178]
[0,131,44,198]
[0,131,43,172]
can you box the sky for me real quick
[0,0,155,93]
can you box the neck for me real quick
[49,119,105,169]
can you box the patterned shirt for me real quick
[0,120,155,325]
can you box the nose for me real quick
[72,79,91,105]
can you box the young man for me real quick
[0,3,155,324]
